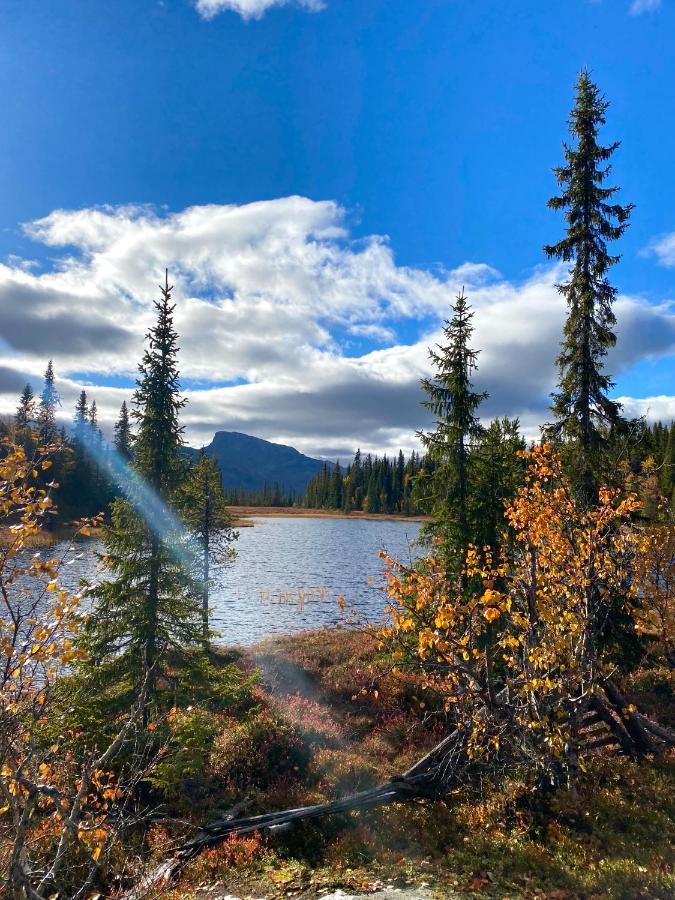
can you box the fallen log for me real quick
[122,728,467,899]
[121,681,675,899]
[587,694,637,756]
[603,680,675,751]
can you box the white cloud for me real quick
[645,231,675,266]
[1,198,674,457]
[629,0,661,15]
[618,394,675,422]
[194,0,324,21]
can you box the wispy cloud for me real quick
[629,0,662,16]
[194,0,325,21]
[643,231,675,266]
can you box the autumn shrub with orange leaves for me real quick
[632,522,675,667]
[0,435,148,900]
[381,444,651,774]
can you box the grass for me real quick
[228,505,430,523]
[145,629,675,899]
[0,522,103,548]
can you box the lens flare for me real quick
[77,426,198,573]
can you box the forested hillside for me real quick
[303,450,424,514]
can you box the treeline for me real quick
[5,367,672,527]
[637,420,675,508]
[303,450,424,514]
[7,366,135,521]
[224,483,299,507]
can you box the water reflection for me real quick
[45,517,422,645]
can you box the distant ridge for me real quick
[186,431,328,494]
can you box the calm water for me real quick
[47,517,422,645]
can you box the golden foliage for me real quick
[382,445,644,765]
[0,435,126,897]
[632,523,675,664]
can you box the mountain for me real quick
[186,431,329,495]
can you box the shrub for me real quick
[210,709,310,799]
[196,832,263,874]
[148,709,220,797]
[270,693,344,747]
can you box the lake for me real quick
[49,516,423,645]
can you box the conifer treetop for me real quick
[132,269,186,492]
[15,383,35,428]
[419,289,487,449]
[37,359,61,444]
[544,70,633,499]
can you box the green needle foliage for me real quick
[36,360,59,446]
[114,400,133,461]
[470,417,526,552]
[544,70,633,502]
[68,390,92,513]
[14,384,36,458]
[417,290,487,568]
[180,448,238,645]
[80,272,205,711]
[15,384,34,430]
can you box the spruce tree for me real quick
[114,400,133,461]
[15,384,35,429]
[36,361,60,445]
[68,390,92,514]
[395,450,405,512]
[81,272,202,709]
[88,399,100,437]
[470,418,526,551]
[418,290,487,564]
[73,390,89,439]
[180,449,237,645]
[331,461,343,509]
[544,70,633,501]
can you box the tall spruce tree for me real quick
[15,384,35,430]
[180,449,237,645]
[544,70,633,501]
[114,400,133,461]
[68,390,91,512]
[88,399,100,437]
[36,361,60,445]
[73,390,89,439]
[418,290,487,564]
[81,272,202,709]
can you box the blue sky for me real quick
[0,0,673,456]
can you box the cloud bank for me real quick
[194,0,324,21]
[1,198,674,458]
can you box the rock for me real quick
[319,889,437,900]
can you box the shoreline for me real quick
[227,505,430,525]
[0,524,104,549]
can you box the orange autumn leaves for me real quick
[632,522,675,664]
[381,445,663,760]
[1,440,90,699]
[0,436,116,886]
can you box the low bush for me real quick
[147,708,221,798]
[210,708,310,800]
